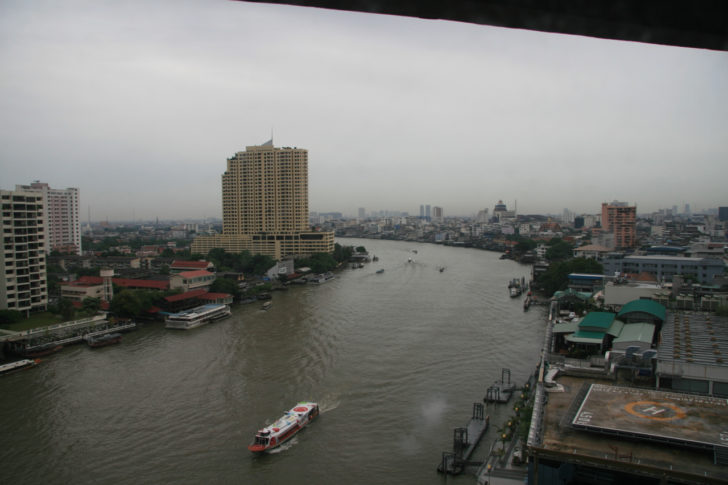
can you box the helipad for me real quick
[572,383,728,450]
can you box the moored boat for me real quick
[21,343,63,358]
[261,301,272,311]
[0,359,40,376]
[248,402,319,453]
[165,303,231,330]
[85,332,122,348]
[309,272,335,284]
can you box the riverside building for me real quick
[192,141,334,259]
[16,181,81,255]
[1,188,48,314]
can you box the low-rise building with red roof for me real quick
[170,260,214,273]
[169,270,216,292]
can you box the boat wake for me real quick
[317,395,341,414]
[266,436,298,454]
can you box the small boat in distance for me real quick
[248,402,319,453]
[165,303,232,330]
[262,301,272,311]
[309,272,335,284]
[0,359,39,376]
[85,332,122,348]
[376,269,384,274]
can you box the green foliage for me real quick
[210,277,241,299]
[71,267,101,277]
[545,238,573,261]
[333,243,353,263]
[716,305,728,317]
[536,257,604,296]
[0,310,23,325]
[58,298,76,321]
[82,297,102,313]
[249,254,276,276]
[159,264,170,275]
[355,246,367,253]
[110,289,158,318]
[205,248,274,276]
[160,248,176,258]
[296,253,337,273]
[514,238,537,253]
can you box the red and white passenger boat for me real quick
[248,402,319,452]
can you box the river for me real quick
[0,238,546,484]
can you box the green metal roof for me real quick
[578,312,615,331]
[566,331,605,344]
[607,319,624,337]
[553,288,592,301]
[613,323,655,345]
[617,299,666,321]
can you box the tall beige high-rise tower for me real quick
[222,142,309,235]
[193,141,334,259]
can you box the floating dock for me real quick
[484,368,517,403]
[437,403,489,475]
[1,315,136,356]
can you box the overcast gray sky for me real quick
[1,0,727,221]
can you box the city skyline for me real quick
[1,1,727,221]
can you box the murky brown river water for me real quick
[0,238,546,484]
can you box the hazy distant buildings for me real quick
[476,209,489,223]
[493,200,516,222]
[192,141,334,259]
[601,201,636,249]
[1,188,48,314]
[720,207,728,222]
[432,206,443,223]
[425,204,431,221]
[16,181,81,255]
[358,207,366,219]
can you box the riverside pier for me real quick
[0,315,136,356]
[438,402,489,475]
[484,368,516,403]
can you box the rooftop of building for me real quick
[617,299,666,322]
[534,375,728,483]
[658,312,727,367]
[170,260,211,269]
[175,270,214,278]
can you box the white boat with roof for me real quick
[0,359,40,375]
[248,402,319,453]
[165,303,231,330]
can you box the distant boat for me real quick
[262,301,272,311]
[439,266,445,273]
[376,269,384,274]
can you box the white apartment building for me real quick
[1,189,48,314]
[16,181,81,255]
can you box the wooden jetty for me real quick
[484,368,517,404]
[437,403,489,475]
